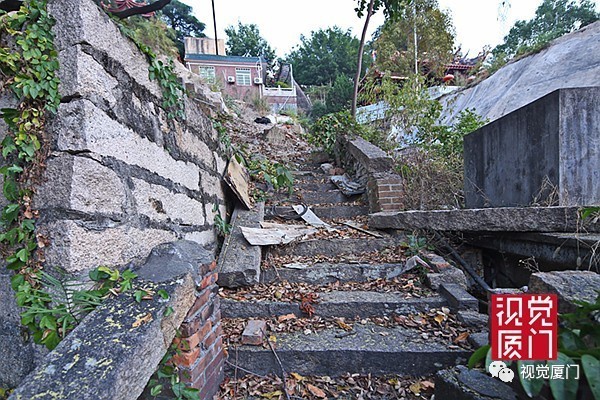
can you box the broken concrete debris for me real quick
[242,320,267,346]
[240,224,317,246]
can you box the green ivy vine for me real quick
[0,0,61,348]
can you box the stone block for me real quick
[34,154,125,216]
[54,99,201,191]
[457,310,489,329]
[173,123,215,168]
[464,87,600,208]
[439,283,478,311]
[10,259,196,400]
[48,0,161,97]
[241,320,267,345]
[529,271,600,313]
[132,178,205,226]
[200,170,224,199]
[426,267,468,290]
[468,332,490,349]
[185,230,216,248]
[347,137,393,173]
[58,45,118,107]
[42,220,177,273]
[217,203,264,288]
[435,366,517,400]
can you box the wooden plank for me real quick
[224,157,253,209]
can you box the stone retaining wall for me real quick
[1,0,229,390]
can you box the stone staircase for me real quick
[217,161,488,397]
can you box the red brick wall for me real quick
[367,173,404,212]
[172,259,224,399]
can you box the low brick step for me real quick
[261,262,413,285]
[225,322,470,377]
[268,237,400,258]
[221,291,448,319]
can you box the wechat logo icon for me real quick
[488,361,515,383]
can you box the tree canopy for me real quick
[371,0,455,78]
[493,0,599,59]
[286,27,362,86]
[225,22,276,60]
[160,0,205,57]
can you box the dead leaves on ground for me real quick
[218,372,435,399]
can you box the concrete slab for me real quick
[226,323,470,377]
[529,271,600,313]
[369,206,600,232]
[260,262,417,285]
[221,292,448,319]
[439,284,479,312]
[435,366,517,400]
[217,203,264,288]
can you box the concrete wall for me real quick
[1,0,229,388]
[464,87,600,208]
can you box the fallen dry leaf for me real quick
[132,313,153,328]
[454,332,470,343]
[409,381,422,395]
[278,313,297,323]
[306,383,327,398]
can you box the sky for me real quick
[184,0,598,58]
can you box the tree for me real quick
[225,22,276,60]
[493,0,599,59]
[371,0,455,78]
[326,75,354,113]
[352,0,407,116]
[286,27,362,86]
[160,0,206,57]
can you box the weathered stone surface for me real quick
[57,44,118,107]
[227,323,469,377]
[347,137,393,173]
[529,271,600,313]
[435,366,517,400]
[184,230,216,248]
[54,99,201,191]
[173,122,215,168]
[468,332,490,349]
[34,154,125,215]
[261,262,418,285]
[241,320,267,345]
[200,170,224,199]
[457,311,489,329]
[217,203,264,288]
[369,206,599,232]
[426,267,469,291]
[464,87,600,208]
[222,292,447,319]
[263,125,288,146]
[10,243,197,400]
[132,178,205,226]
[0,272,47,389]
[48,0,161,97]
[441,21,600,125]
[42,221,177,273]
[269,237,399,258]
[439,283,479,312]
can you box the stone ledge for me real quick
[347,137,393,173]
[9,241,210,400]
[369,206,600,232]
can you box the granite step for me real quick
[221,291,448,319]
[268,237,401,258]
[225,322,470,377]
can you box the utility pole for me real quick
[211,0,219,55]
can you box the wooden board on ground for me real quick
[224,157,253,209]
[293,205,334,231]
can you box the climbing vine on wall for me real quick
[0,0,61,348]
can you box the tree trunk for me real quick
[351,0,375,118]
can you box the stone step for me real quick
[270,190,363,206]
[221,291,448,319]
[268,237,400,258]
[267,205,369,220]
[260,262,413,285]
[295,181,337,192]
[225,322,470,377]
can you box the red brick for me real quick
[199,260,217,276]
[199,366,225,400]
[184,288,213,321]
[379,191,402,198]
[177,320,212,348]
[172,347,201,368]
[198,272,218,290]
